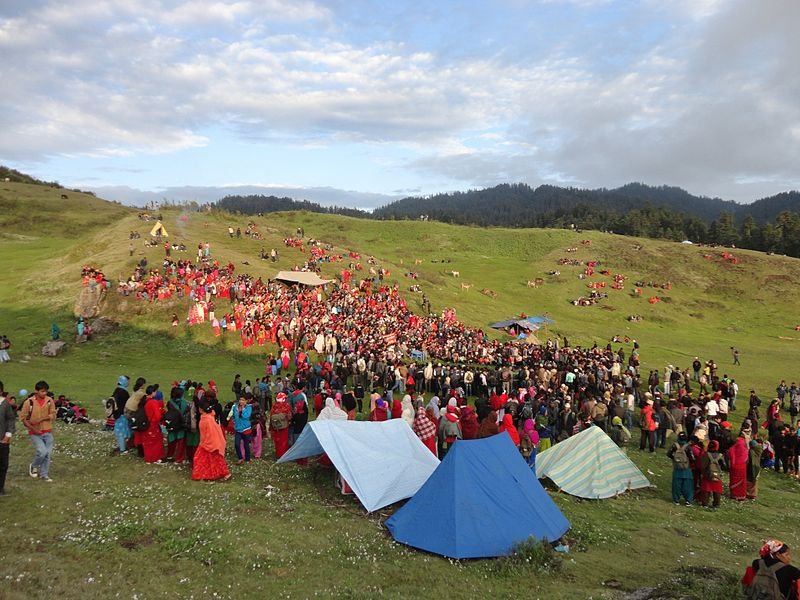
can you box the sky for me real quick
[1,0,798,208]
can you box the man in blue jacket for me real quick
[230,393,253,464]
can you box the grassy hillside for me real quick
[1,182,799,599]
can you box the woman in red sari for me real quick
[269,392,293,459]
[727,433,748,500]
[192,400,231,481]
[142,385,165,463]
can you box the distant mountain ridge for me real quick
[5,163,800,256]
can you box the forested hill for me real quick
[373,182,800,226]
[215,194,369,219]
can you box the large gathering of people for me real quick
[2,225,799,597]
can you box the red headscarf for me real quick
[499,414,520,446]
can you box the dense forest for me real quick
[215,194,369,220]
[372,183,800,256]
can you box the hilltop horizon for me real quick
[76,180,800,211]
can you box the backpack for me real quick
[745,559,786,600]
[163,401,184,433]
[519,433,534,459]
[706,454,723,482]
[129,402,150,432]
[672,443,691,470]
[639,410,648,429]
[593,402,607,421]
[270,411,289,430]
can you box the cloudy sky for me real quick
[1,0,798,207]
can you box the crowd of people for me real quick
[3,228,799,596]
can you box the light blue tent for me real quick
[276,420,440,512]
[385,435,570,559]
[535,425,651,499]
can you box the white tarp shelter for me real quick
[276,420,440,512]
[273,271,332,286]
[535,425,651,499]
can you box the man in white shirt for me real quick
[705,396,719,418]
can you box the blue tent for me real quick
[385,435,570,559]
[490,315,555,333]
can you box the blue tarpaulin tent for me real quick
[490,315,555,332]
[276,420,440,512]
[385,435,570,558]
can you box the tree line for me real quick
[153,184,800,258]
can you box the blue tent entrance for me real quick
[385,435,570,558]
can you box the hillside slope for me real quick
[3,189,800,599]
[2,183,800,396]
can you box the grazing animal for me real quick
[527,278,545,288]
[481,287,497,298]
[450,270,460,277]
[460,282,473,290]
[60,193,68,199]
[414,258,423,265]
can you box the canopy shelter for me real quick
[276,420,439,512]
[273,271,333,286]
[535,426,651,499]
[149,221,168,237]
[386,435,570,558]
[490,315,555,332]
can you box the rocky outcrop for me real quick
[74,285,106,318]
[89,317,118,335]
[42,340,67,357]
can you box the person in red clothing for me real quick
[460,405,479,440]
[268,392,292,460]
[141,385,165,463]
[192,400,230,481]
[489,388,506,412]
[727,432,749,500]
[499,413,520,447]
[369,397,389,422]
[688,436,704,498]
[412,406,438,456]
[699,440,726,508]
[390,395,403,420]
[639,395,656,452]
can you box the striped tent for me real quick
[535,425,651,499]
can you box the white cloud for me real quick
[0,0,798,202]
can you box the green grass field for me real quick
[2,182,800,599]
